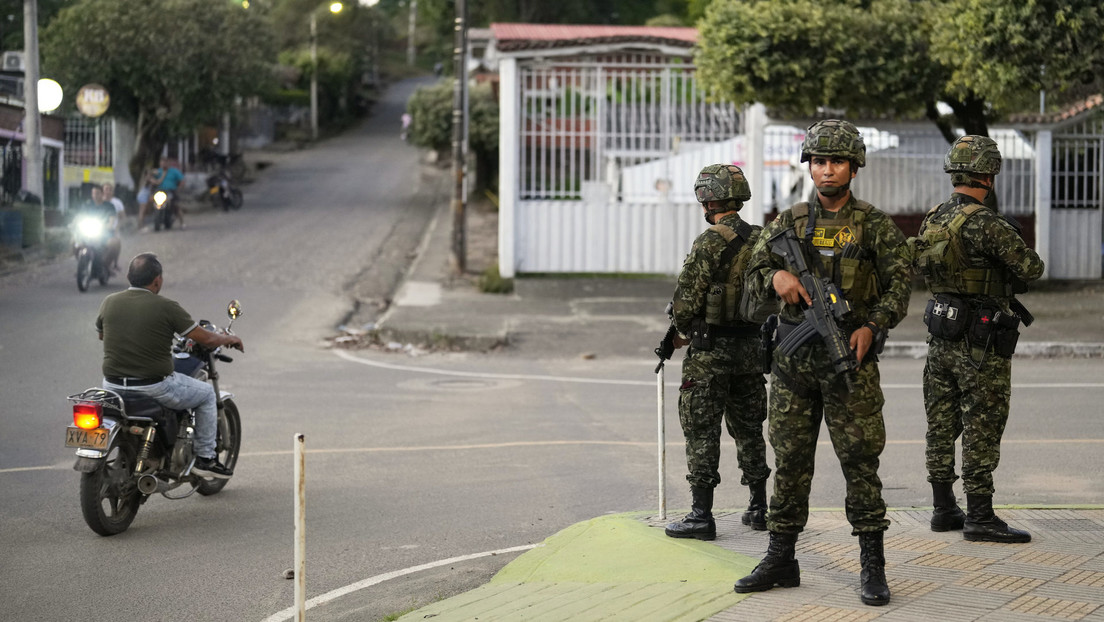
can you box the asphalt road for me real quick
[2,79,1103,622]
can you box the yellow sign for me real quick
[811,227,833,248]
[76,84,110,118]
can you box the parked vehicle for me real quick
[207,170,243,211]
[72,213,111,292]
[152,190,175,231]
[65,301,245,536]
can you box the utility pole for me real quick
[406,0,416,66]
[448,0,467,274]
[23,0,43,201]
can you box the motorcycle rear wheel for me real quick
[76,252,93,292]
[197,399,241,496]
[79,441,142,536]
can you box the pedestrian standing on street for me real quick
[102,182,126,271]
[735,120,911,607]
[912,135,1044,543]
[664,164,773,542]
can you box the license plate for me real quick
[65,426,109,450]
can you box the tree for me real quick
[41,0,277,186]
[930,0,1104,113]
[695,0,1104,142]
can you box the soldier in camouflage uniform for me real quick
[913,135,1044,543]
[664,164,772,542]
[734,120,911,607]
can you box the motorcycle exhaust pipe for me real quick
[137,474,169,495]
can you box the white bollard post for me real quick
[657,367,666,521]
[294,434,306,621]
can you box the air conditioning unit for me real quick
[2,51,25,73]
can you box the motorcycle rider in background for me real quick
[148,158,186,229]
[77,186,122,274]
[96,252,244,478]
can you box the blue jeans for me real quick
[102,373,218,458]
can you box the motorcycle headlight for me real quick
[77,217,104,238]
[153,191,168,207]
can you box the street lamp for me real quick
[310,2,343,140]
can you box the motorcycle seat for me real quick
[118,393,171,420]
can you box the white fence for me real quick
[500,53,1104,279]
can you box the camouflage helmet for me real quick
[800,119,866,168]
[944,135,1002,176]
[694,164,752,204]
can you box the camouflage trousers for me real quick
[767,341,889,535]
[678,335,769,490]
[923,336,1012,496]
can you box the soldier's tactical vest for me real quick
[791,201,878,304]
[914,197,1015,297]
[703,220,759,326]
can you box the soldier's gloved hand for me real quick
[673,335,691,349]
[772,270,812,307]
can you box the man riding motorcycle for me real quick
[96,252,244,478]
[75,186,122,275]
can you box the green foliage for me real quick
[930,0,1104,112]
[695,0,1104,140]
[696,0,939,119]
[41,0,277,184]
[406,79,453,152]
[478,263,514,294]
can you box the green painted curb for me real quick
[396,514,756,621]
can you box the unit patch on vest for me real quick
[833,226,856,247]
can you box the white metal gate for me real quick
[1050,113,1104,278]
[512,60,742,274]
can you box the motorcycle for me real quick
[206,170,243,211]
[72,213,112,292]
[65,300,245,536]
[152,190,175,231]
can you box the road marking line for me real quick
[258,544,539,622]
[333,349,1104,390]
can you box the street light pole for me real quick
[309,11,318,140]
[309,3,342,141]
[23,0,43,201]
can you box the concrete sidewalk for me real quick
[373,199,1104,360]
[392,507,1104,622]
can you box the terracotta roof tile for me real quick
[1006,93,1103,125]
[491,23,697,52]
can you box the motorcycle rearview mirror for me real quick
[226,300,243,331]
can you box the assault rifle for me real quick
[655,302,678,373]
[769,228,859,392]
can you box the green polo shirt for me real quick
[96,288,198,378]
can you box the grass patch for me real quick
[478,263,513,294]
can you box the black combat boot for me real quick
[858,532,891,606]
[665,487,716,541]
[734,532,800,593]
[741,480,768,531]
[963,494,1031,543]
[930,481,965,532]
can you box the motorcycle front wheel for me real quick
[229,189,243,210]
[76,251,93,292]
[79,441,141,536]
[197,399,241,496]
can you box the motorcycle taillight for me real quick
[73,402,102,430]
